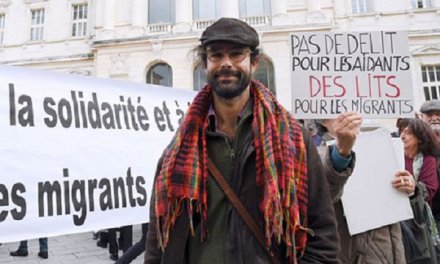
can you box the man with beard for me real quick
[145,17,339,264]
[420,100,440,263]
[421,100,440,138]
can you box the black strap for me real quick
[207,158,280,264]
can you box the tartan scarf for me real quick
[154,80,309,262]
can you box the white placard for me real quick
[290,31,414,119]
[0,65,196,243]
[341,127,413,235]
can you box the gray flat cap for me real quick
[200,17,259,48]
[420,100,440,113]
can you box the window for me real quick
[0,14,5,44]
[411,0,432,8]
[422,65,440,100]
[253,56,276,95]
[30,9,44,41]
[193,0,219,20]
[193,63,207,91]
[239,0,271,18]
[72,3,88,37]
[351,0,373,13]
[147,63,173,87]
[148,0,175,24]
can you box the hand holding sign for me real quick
[333,112,362,156]
[320,112,362,156]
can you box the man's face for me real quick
[205,42,258,99]
[422,111,440,132]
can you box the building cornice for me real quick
[408,29,440,38]
[92,32,199,48]
[1,53,93,65]
[412,44,440,56]
[92,22,334,48]
[23,0,48,4]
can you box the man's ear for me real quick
[251,56,260,73]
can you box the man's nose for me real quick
[219,54,233,67]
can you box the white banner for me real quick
[290,31,414,119]
[0,65,195,243]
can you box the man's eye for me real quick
[210,53,223,59]
[230,51,244,58]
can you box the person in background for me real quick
[393,118,439,264]
[314,113,406,263]
[10,237,49,259]
[394,118,439,204]
[116,223,148,264]
[96,229,109,248]
[420,100,440,138]
[391,118,410,138]
[145,17,339,264]
[420,101,440,236]
[109,225,133,261]
[304,119,323,146]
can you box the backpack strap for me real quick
[207,158,280,264]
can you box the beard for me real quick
[208,68,251,99]
[431,124,440,135]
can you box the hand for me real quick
[392,170,416,195]
[332,112,362,156]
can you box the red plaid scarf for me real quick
[154,80,309,262]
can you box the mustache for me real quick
[213,69,241,78]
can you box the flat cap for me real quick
[420,100,440,113]
[200,17,259,48]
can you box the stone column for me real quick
[333,0,345,17]
[102,0,115,38]
[128,0,145,37]
[94,0,104,28]
[219,0,239,18]
[271,0,290,25]
[174,0,192,33]
[307,0,327,23]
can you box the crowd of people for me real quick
[93,224,148,263]
[309,107,440,264]
[144,17,440,264]
[4,17,440,264]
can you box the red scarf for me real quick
[154,80,309,262]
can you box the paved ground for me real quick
[0,225,144,264]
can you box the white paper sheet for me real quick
[341,127,413,235]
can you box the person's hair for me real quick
[396,118,410,136]
[405,118,439,156]
[194,44,261,69]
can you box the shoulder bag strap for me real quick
[207,158,280,264]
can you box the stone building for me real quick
[0,0,439,121]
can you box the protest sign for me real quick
[0,65,195,242]
[341,127,413,235]
[291,31,414,119]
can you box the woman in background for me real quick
[394,118,438,203]
[393,118,439,264]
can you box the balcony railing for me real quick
[145,16,269,35]
[192,19,216,31]
[243,16,269,26]
[146,23,172,34]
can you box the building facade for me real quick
[0,0,440,122]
